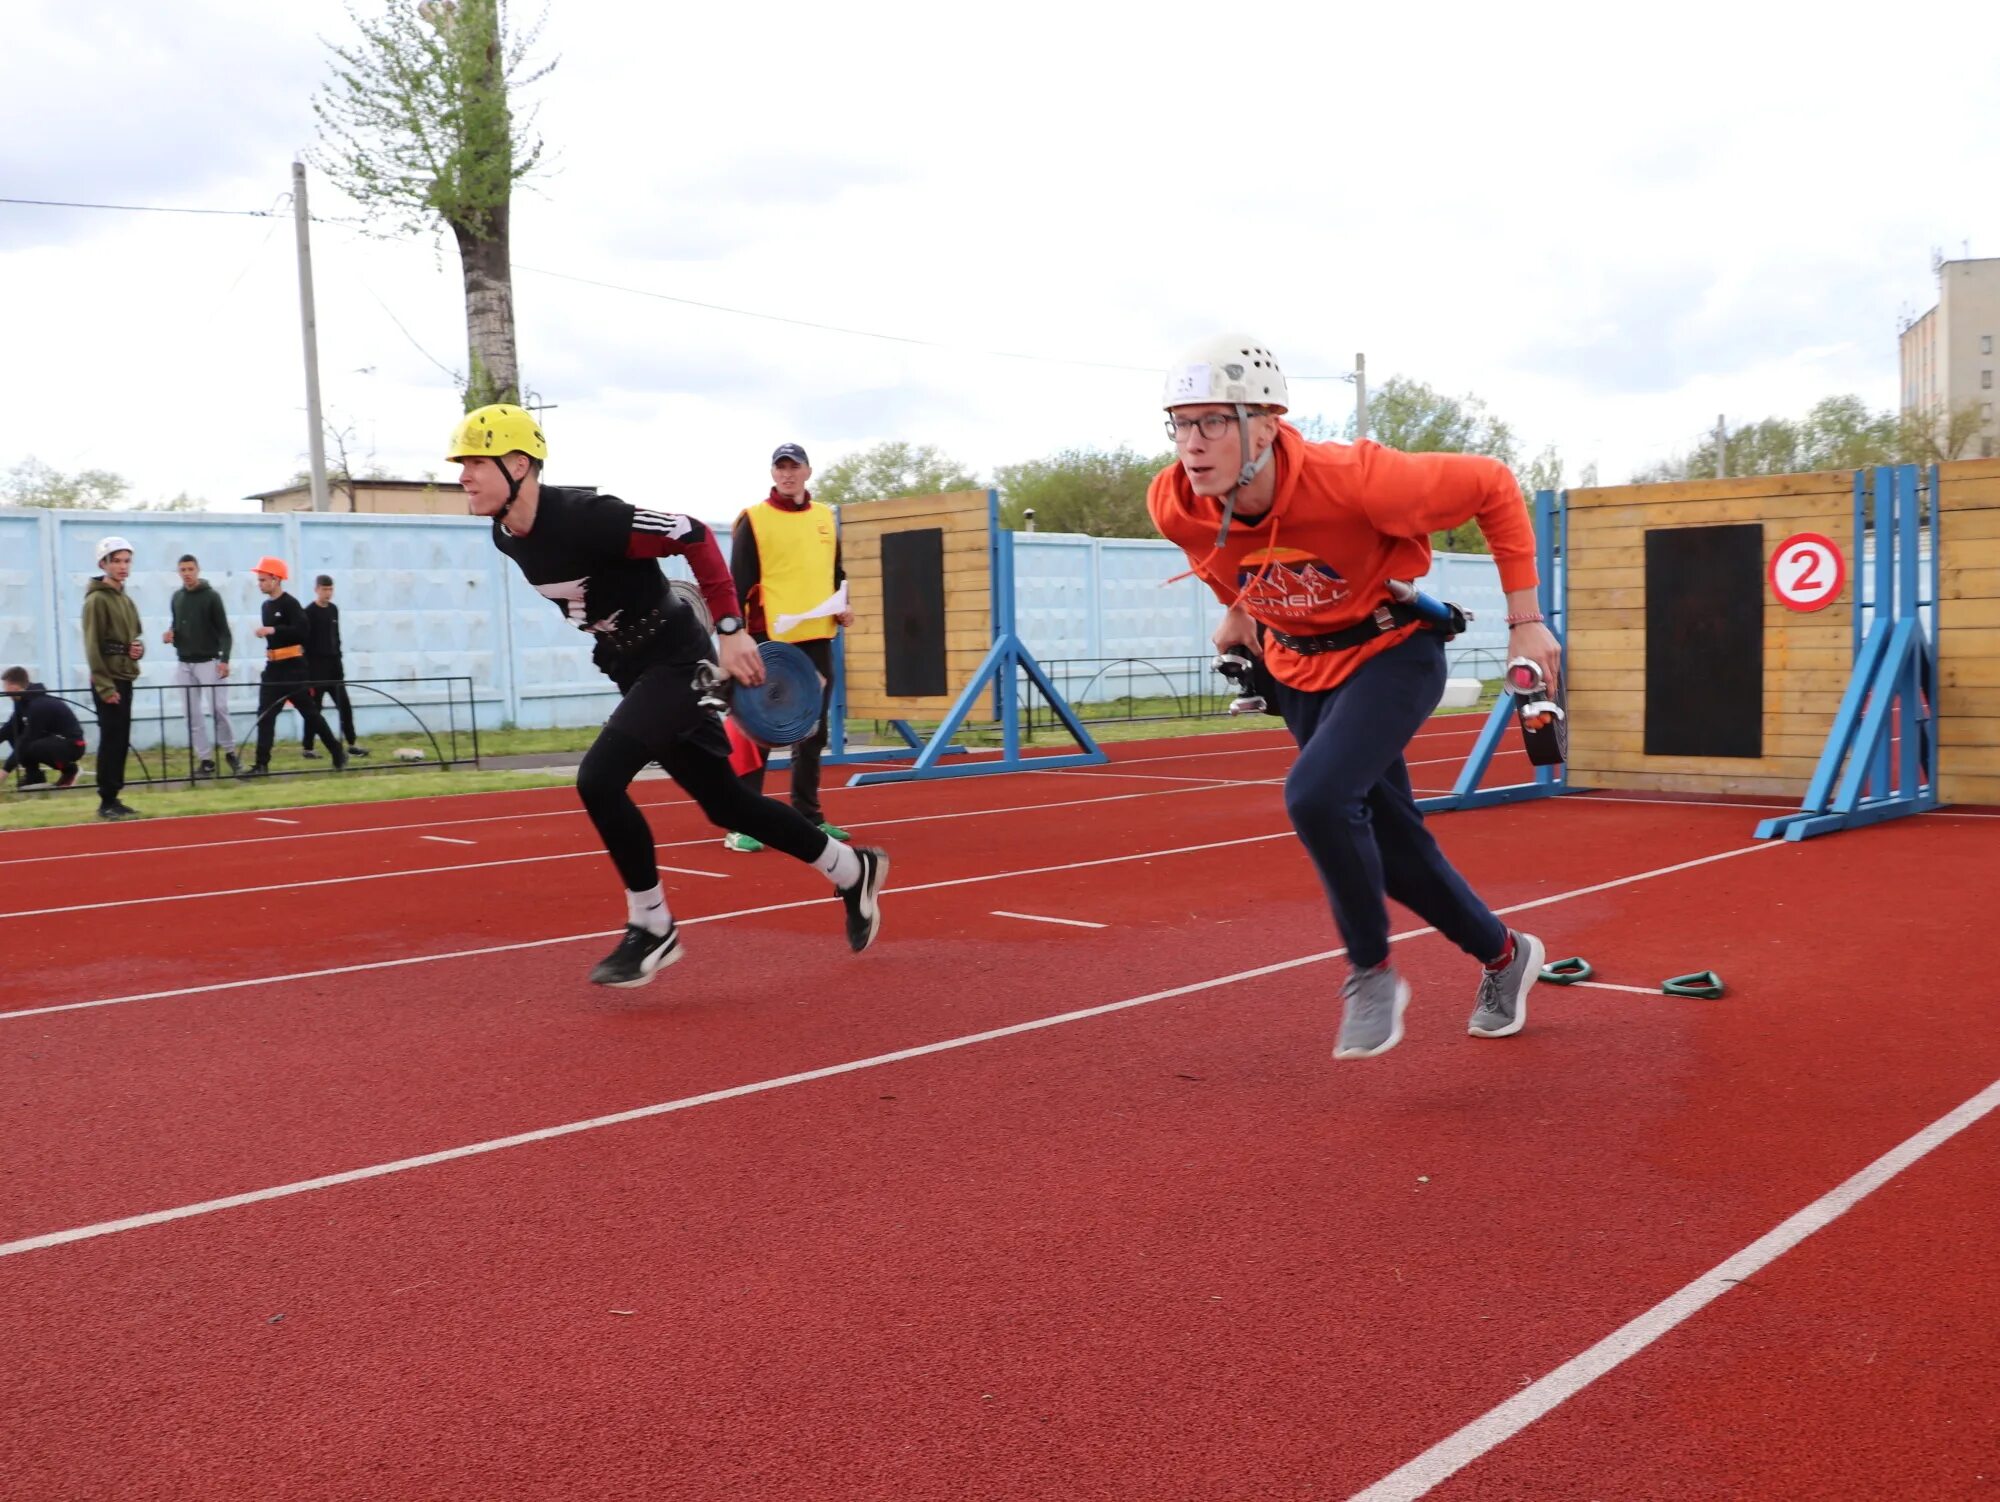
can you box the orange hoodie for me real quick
[1147,422,1540,692]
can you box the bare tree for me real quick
[313,0,553,409]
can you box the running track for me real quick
[2,721,1995,1500]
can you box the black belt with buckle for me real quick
[1267,600,1453,656]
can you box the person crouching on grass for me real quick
[449,403,889,989]
[1147,334,1559,1060]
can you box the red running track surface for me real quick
[2,729,1994,1501]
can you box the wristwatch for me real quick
[715,614,744,636]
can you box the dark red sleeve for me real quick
[679,527,741,624]
[623,516,739,624]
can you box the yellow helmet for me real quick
[447,403,547,462]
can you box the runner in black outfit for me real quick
[448,403,890,988]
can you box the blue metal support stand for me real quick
[1417,488,1576,814]
[846,497,1107,786]
[1755,465,1942,841]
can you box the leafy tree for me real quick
[1897,400,1985,464]
[1632,394,1980,483]
[313,0,553,409]
[1357,376,1521,468]
[1299,376,1548,554]
[813,442,979,508]
[995,445,1171,537]
[1,459,205,511]
[2,458,129,509]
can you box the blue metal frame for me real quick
[1417,488,1577,814]
[846,492,1107,786]
[1755,464,1942,841]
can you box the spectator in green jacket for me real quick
[162,552,239,778]
[81,534,144,819]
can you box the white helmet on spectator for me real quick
[1162,334,1288,413]
[96,535,135,565]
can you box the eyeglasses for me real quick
[1164,412,1241,441]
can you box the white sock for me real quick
[813,838,861,889]
[626,884,673,936]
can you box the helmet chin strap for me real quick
[491,455,526,523]
[1213,403,1275,547]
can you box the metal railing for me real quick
[6,675,480,787]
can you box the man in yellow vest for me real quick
[724,442,853,851]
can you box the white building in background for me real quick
[1899,256,2000,458]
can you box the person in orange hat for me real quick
[241,556,344,776]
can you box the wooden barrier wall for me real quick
[1565,471,1855,797]
[838,490,994,722]
[1937,460,2000,807]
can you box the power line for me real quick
[514,263,1357,381]
[0,195,358,224]
[1,195,281,218]
[4,194,1355,381]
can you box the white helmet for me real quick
[1162,334,1289,413]
[95,535,135,565]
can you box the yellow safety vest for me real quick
[742,500,840,643]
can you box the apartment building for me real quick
[1899,256,2000,458]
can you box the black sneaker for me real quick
[239,764,269,779]
[97,801,139,821]
[588,924,683,988]
[839,847,890,953]
[197,759,216,778]
[332,747,349,772]
[301,749,321,760]
[347,745,370,757]
[224,751,241,775]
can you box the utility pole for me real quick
[1715,414,1727,479]
[292,160,330,513]
[1354,352,1368,440]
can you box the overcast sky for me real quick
[7,0,2000,516]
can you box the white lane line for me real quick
[658,865,725,879]
[1030,770,1273,786]
[0,830,1299,1021]
[0,781,1257,921]
[0,839,1791,1260]
[992,910,1108,929]
[1558,979,1668,996]
[420,836,476,846]
[0,732,1301,867]
[257,817,300,826]
[1348,1077,2000,1502]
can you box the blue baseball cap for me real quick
[771,442,810,466]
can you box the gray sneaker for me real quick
[1468,930,1546,1038]
[1335,965,1411,1059]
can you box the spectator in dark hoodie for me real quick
[162,552,239,777]
[2,666,86,791]
[80,534,144,819]
[300,573,367,760]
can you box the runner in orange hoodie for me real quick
[1148,335,1560,1060]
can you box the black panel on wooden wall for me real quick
[882,527,948,697]
[1644,523,1764,759]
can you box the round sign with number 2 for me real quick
[1768,532,1845,612]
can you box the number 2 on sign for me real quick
[1769,532,1844,612]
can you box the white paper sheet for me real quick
[772,585,848,636]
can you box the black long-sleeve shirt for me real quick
[261,592,310,652]
[303,601,342,662]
